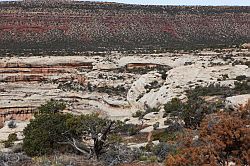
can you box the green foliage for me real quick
[164,96,219,129]
[186,81,250,99]
[234,80,250,94]
[186,84,232,99]
[164,98,183,117]
[145,142,154,152]
[180,81,249,128]
[181,96,223,129]
[66,114,125,158]
[97,85,127,96]
[8,133,18,142]
[4,133,18,148]
[139,155,148,161]
[23,111,123,158]
[108,134,123,143]
[58,81,85,92]
[148,156,158,162]
[235,75,247,81]
[152,130,179,142]
[23,113,70,156]
[38,99,66,115]
[152,143,176,162]
[4,141,12,148]
[111,123,140,136]
[66,113,113,138]
[126,124,141,136]
[165,84,244,128]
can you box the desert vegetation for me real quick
[165,101,250,165]
[0,48,249,165]
[0,1,249,165]
[0,1,249,53]
[1,81,249,165]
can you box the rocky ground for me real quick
[0,47,249,143]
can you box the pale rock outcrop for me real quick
[225,94,250,109]
[129,64,250,108]
[128,140,160,148]
[127,72,164,109]
[0,120,29,141]
[0,50,249,125]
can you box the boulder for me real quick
[225,94,250,109]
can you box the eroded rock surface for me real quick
[0,49,250,127]
[226,94,250,109]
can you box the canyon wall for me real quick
[0,1,249,52]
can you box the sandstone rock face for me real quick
[129,64,250,108]
[0,49,249,125]
[0,57,94,123]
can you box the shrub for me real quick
[165,106,250,166]
[38,99,66,114]
[164,96,218,129]
[152,143,176,162]
[235,75,247,81]
[186,84,232,99]
[8,133,18,142]
[161,73,168,80]
[148,156,158,162]
[4,141,13,148]
[24,111,124,159]
[186,81,250,98]
[108,134,123,143]
[0,152,32,165]
[152,130,180,142]
[7,120,17,129]
[165,121,183,133]
[58,81,85,92]
[100,144,142,166]
[4,133,18,148]
[23,113,70,156]
[66,114,125,159]
[139,155,148,161]
[97,85,127,96]
[234,80,250,94]
[181,97,216,129]
[119,124,141,136]
[145,142,154,152]
[164,98,183,117]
